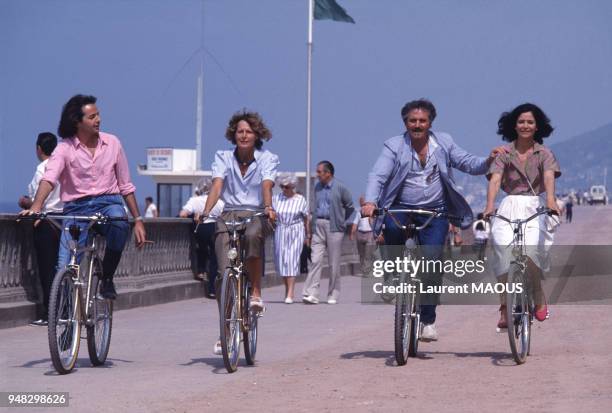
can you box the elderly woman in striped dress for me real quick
[272,173,311,303]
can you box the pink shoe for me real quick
[534,304,549,322]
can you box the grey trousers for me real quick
[302,219,344,300]
[356,230,377,276]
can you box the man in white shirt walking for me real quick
[18,132,63,326]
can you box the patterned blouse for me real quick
[487,143,561,195]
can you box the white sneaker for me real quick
[284,297,293,304]
[327,298,337,305]
[302,295,319,304]
[213,339,222,355]
[420,323,438,342]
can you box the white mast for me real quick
[195,0,205,171]
[306,0,314,209]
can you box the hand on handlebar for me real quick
[483,205,495,220]
[361,203,377,218]
[546,200,561,217]
[266,208,277,225]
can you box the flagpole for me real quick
[195,0,205,171]
[306,0,314,210]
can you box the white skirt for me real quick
[490,195,559,276]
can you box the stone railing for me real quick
[0,215,199,304]
[0,214,359,308]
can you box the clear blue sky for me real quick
[2,0,611,208]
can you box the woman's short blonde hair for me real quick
[276,172,298,188]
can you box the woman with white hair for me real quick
[272,172,310,303]
[179,177,224,296]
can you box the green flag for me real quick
[314,0,355,23]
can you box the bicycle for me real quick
[216,210,267,373]
[18,212,126,374]
[487,207,555,364]
[372,208,450,365]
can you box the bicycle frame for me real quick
[488,207,554,364]
[374,207,450,364]
[49,215,114,326]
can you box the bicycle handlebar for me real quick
[219,211,267,228]
[368,208,458,232]
[487,207,557,226]
[17,212,128,223]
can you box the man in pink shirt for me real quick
[24,94,146,299]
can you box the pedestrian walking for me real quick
[355,196,377,276]
[272,173,310,303]
[302,160,356,305]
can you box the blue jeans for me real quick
[57,194,129,273]
[383,206,448,325]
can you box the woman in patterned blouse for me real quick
[484,103,561,329]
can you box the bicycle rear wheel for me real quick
[48,268,81,374]
[220,268,241,373]
[243,280,258,366]
[87,258,113,366]
[506,265,530,364]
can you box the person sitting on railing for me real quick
[179,178,225,296]
[484,103,561,329]
[21,94,146,300]
[200,110,278,356]
[18,132,64,326]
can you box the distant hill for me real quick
[551,123,612,193]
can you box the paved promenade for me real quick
[1,205,611,412]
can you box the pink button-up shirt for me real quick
[42,132,136,202]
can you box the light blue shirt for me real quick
[397,135,445,207]
[364,131,489,229]
[315,179,333,218]
[211,148,279,209]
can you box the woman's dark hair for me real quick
[497,103,553,144]
[476,212,484,220]
[58,94,97,138]
[317,160,335,176]
[401,99,437,123]
[36,132,57,156]
[225,110,271,150]
[475,222,485,231]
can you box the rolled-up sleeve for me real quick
[365,143,396,204]
[115,143,136,195]
[486,153,507,180]
[541,148,561,178]
[212,151,229,179]
[260,152,279,182]
[42,144,67,187]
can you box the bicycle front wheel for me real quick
[243,280,258,366]
[394,275,418,364]
[87,258,113,366]
[220,268,241,373]
[48,268,81,374]
[506,265,530,364]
